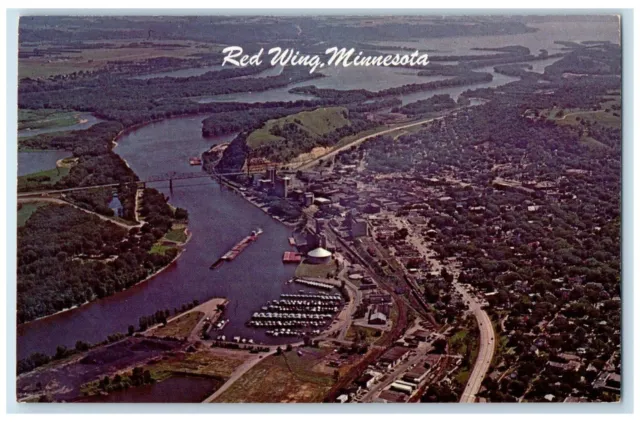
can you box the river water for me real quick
[18,112,103,177]
[196,54,565,106]
[17,116,320,359]
[76,375,222,403]
[17,19,621,359]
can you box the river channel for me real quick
[17,20,620,360]
[17,116,316,359]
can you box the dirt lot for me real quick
[312,346,368,377]
[213,347,335,403]
[148,311,204,340]
[345,325,384,346]
[147,346,249,381]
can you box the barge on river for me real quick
[210,228,263,269]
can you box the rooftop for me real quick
[308,247,332,258]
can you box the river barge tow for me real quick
[210,228,263,269]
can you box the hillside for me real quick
[247,107,350,147]
[246,107,351,162]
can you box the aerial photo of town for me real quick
[15,15,622,404]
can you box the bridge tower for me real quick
[168,171,176,193]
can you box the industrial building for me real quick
[355,373,376,389]
[378,346,411,369]
[347,212,370,238]
[403,366,431,384]
[368,303,390,325]
[307,247,332,264]
[274,176,291,198]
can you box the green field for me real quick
[540,93,620,150]
[543,91,621,130]
[19,41,216,79]
[449,325,480,388]
[247,107,350,149]
[164,227,188,243]
[17,167,70,191]
[17,202,47,227]
[294,259,338,279]
[449,327,479,361]
[18,109,79,131]
[150,244,175,255]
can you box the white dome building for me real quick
[307,247,332,264]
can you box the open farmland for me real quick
[19,109,79,131]
[213,348,335,403]
[19,40,217,79]
[146,348,249,381]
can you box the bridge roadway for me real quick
[16,170,260,198]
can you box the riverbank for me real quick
[17,296,262,403]
[216,176,299,229]
[18,229,192,328]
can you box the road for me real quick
[332,266,361,341]
[388,213,495,402]
[17,170,258,198]
[202,349,278,403]
[339,283,361,341]
[453,279,495,403]
[18,197,141,229]
[293,115,448,171]
[18,183,127,197]
[202,339,305,403]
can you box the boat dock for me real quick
[246,292,343,336]
[282,251,302,263]
[293,277,334,290]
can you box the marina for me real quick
[246,292,343,336]
[210,318,229,330]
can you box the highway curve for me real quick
[453,279,496,403]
